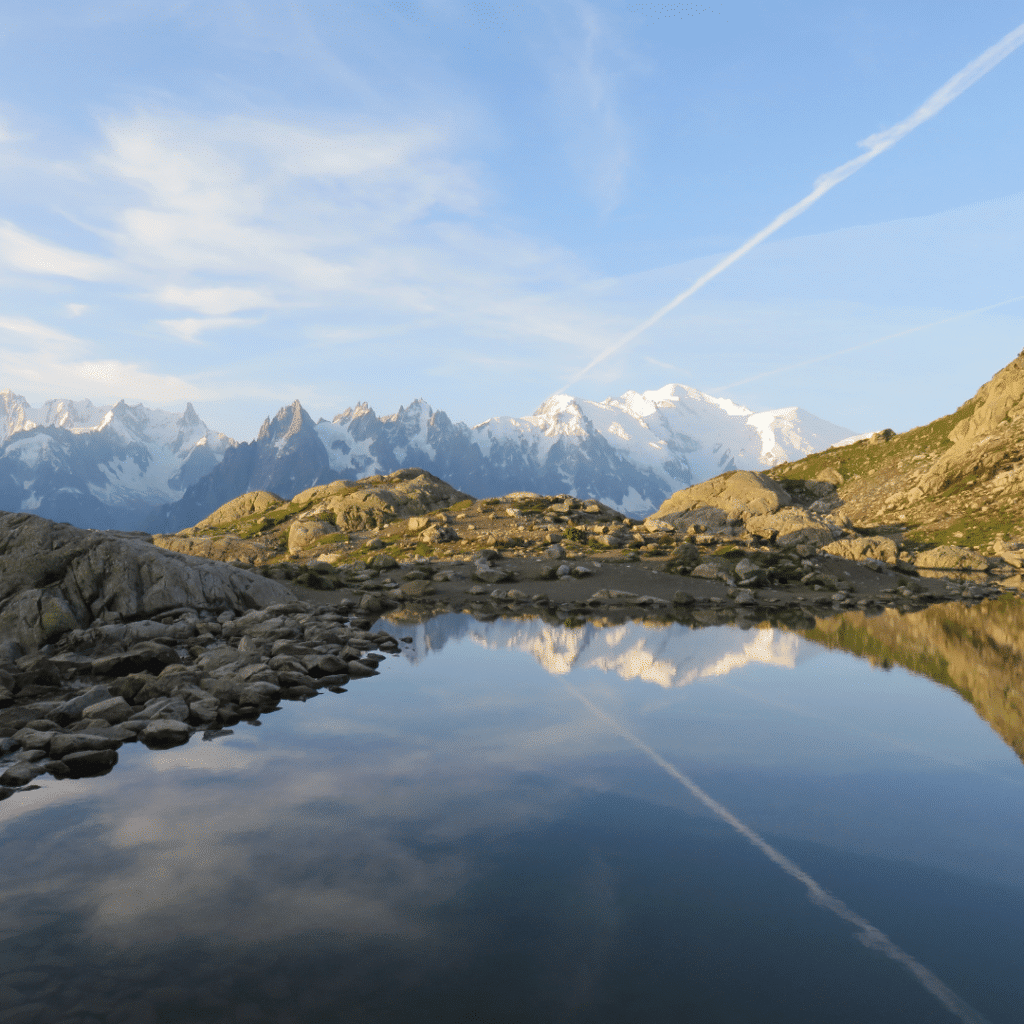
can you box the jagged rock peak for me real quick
[333,401,375,423]
[258,400,314,442]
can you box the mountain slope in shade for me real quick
[0,391,231,530]
[147,401,336,533]
[154,385,853,531]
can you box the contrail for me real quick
[564,20,1024,388]
[567,684,993,1024]
[713,294,1024,392]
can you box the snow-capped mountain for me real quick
[153,386,853,532]
[0,390,232,530]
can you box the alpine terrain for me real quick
[152,386,853,532]
[0,392,231,530]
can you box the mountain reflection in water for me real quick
[387,601,1024,765]
[1,611,1022,1024]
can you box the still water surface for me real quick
[1,615,1022,1024]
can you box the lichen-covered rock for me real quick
[822,536,899,565]
[186,491,283,531]
[296,469,470,531]
[153,534,274,565]
[0,511,293,652]
[915,545,991,571]
[745,509,836,549]
[648,471,791,528]
[288,518,338,555]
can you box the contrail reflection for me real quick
[568,684,992,1024]
[564,20,1024,387]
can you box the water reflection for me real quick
[395,614,803,686]
[385,600,1024,767]
[800,596,1024,763]
[1,613,1022,1023]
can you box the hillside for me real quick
[766,349,1024,557]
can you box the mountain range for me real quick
[0,385,855,533]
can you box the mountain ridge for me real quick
[153,385,852,532]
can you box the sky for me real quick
[0,1,1022,442]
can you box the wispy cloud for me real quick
[156,285,274,316]
[158,316,263,343]
[0,315,202,402]
[0,220,119,280]
[542,0,633,211]
[565,18,1024,386]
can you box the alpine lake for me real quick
[2,598,1023,1024]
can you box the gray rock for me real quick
[399,579,436,598]
[288,518,339,555]
[544,544,566,559]
[746,509,835,549]
[345,659,379,678]
[649,471,792,527]
[50,685,113,726]
[0,762,44,787]
[49,732,119,758]
[84,696,134,725]
[62,748,118,776]
[188,699,220,724]
[421,524,458,544]
[140,720,192,747]
[473,566,512,584]
[823,536,899,565]
[570,566,594,578]
[12,728,54,751]
[0,510,293,651]
[0,639,24,663]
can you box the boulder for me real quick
[822,536,900,565]
[915,545,991,571]
[0,511,293,652]
[648,471,791,528]
[745,509,836,549]
[288,518,338,555]
[140,720,191,747]
[421,524,459,544]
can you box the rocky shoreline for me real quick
[0,545,1011,803]
[2,461,1021,802]
[0,599,398,797]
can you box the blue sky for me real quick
[0,1,1022,441]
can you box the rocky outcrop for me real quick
[188,491,283,531]
[915,545,990,571]
[290,470,471,532]
[153,534,275,566]
[822,536,900,565]
[647,470,792,528]
[0,512,292,652]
